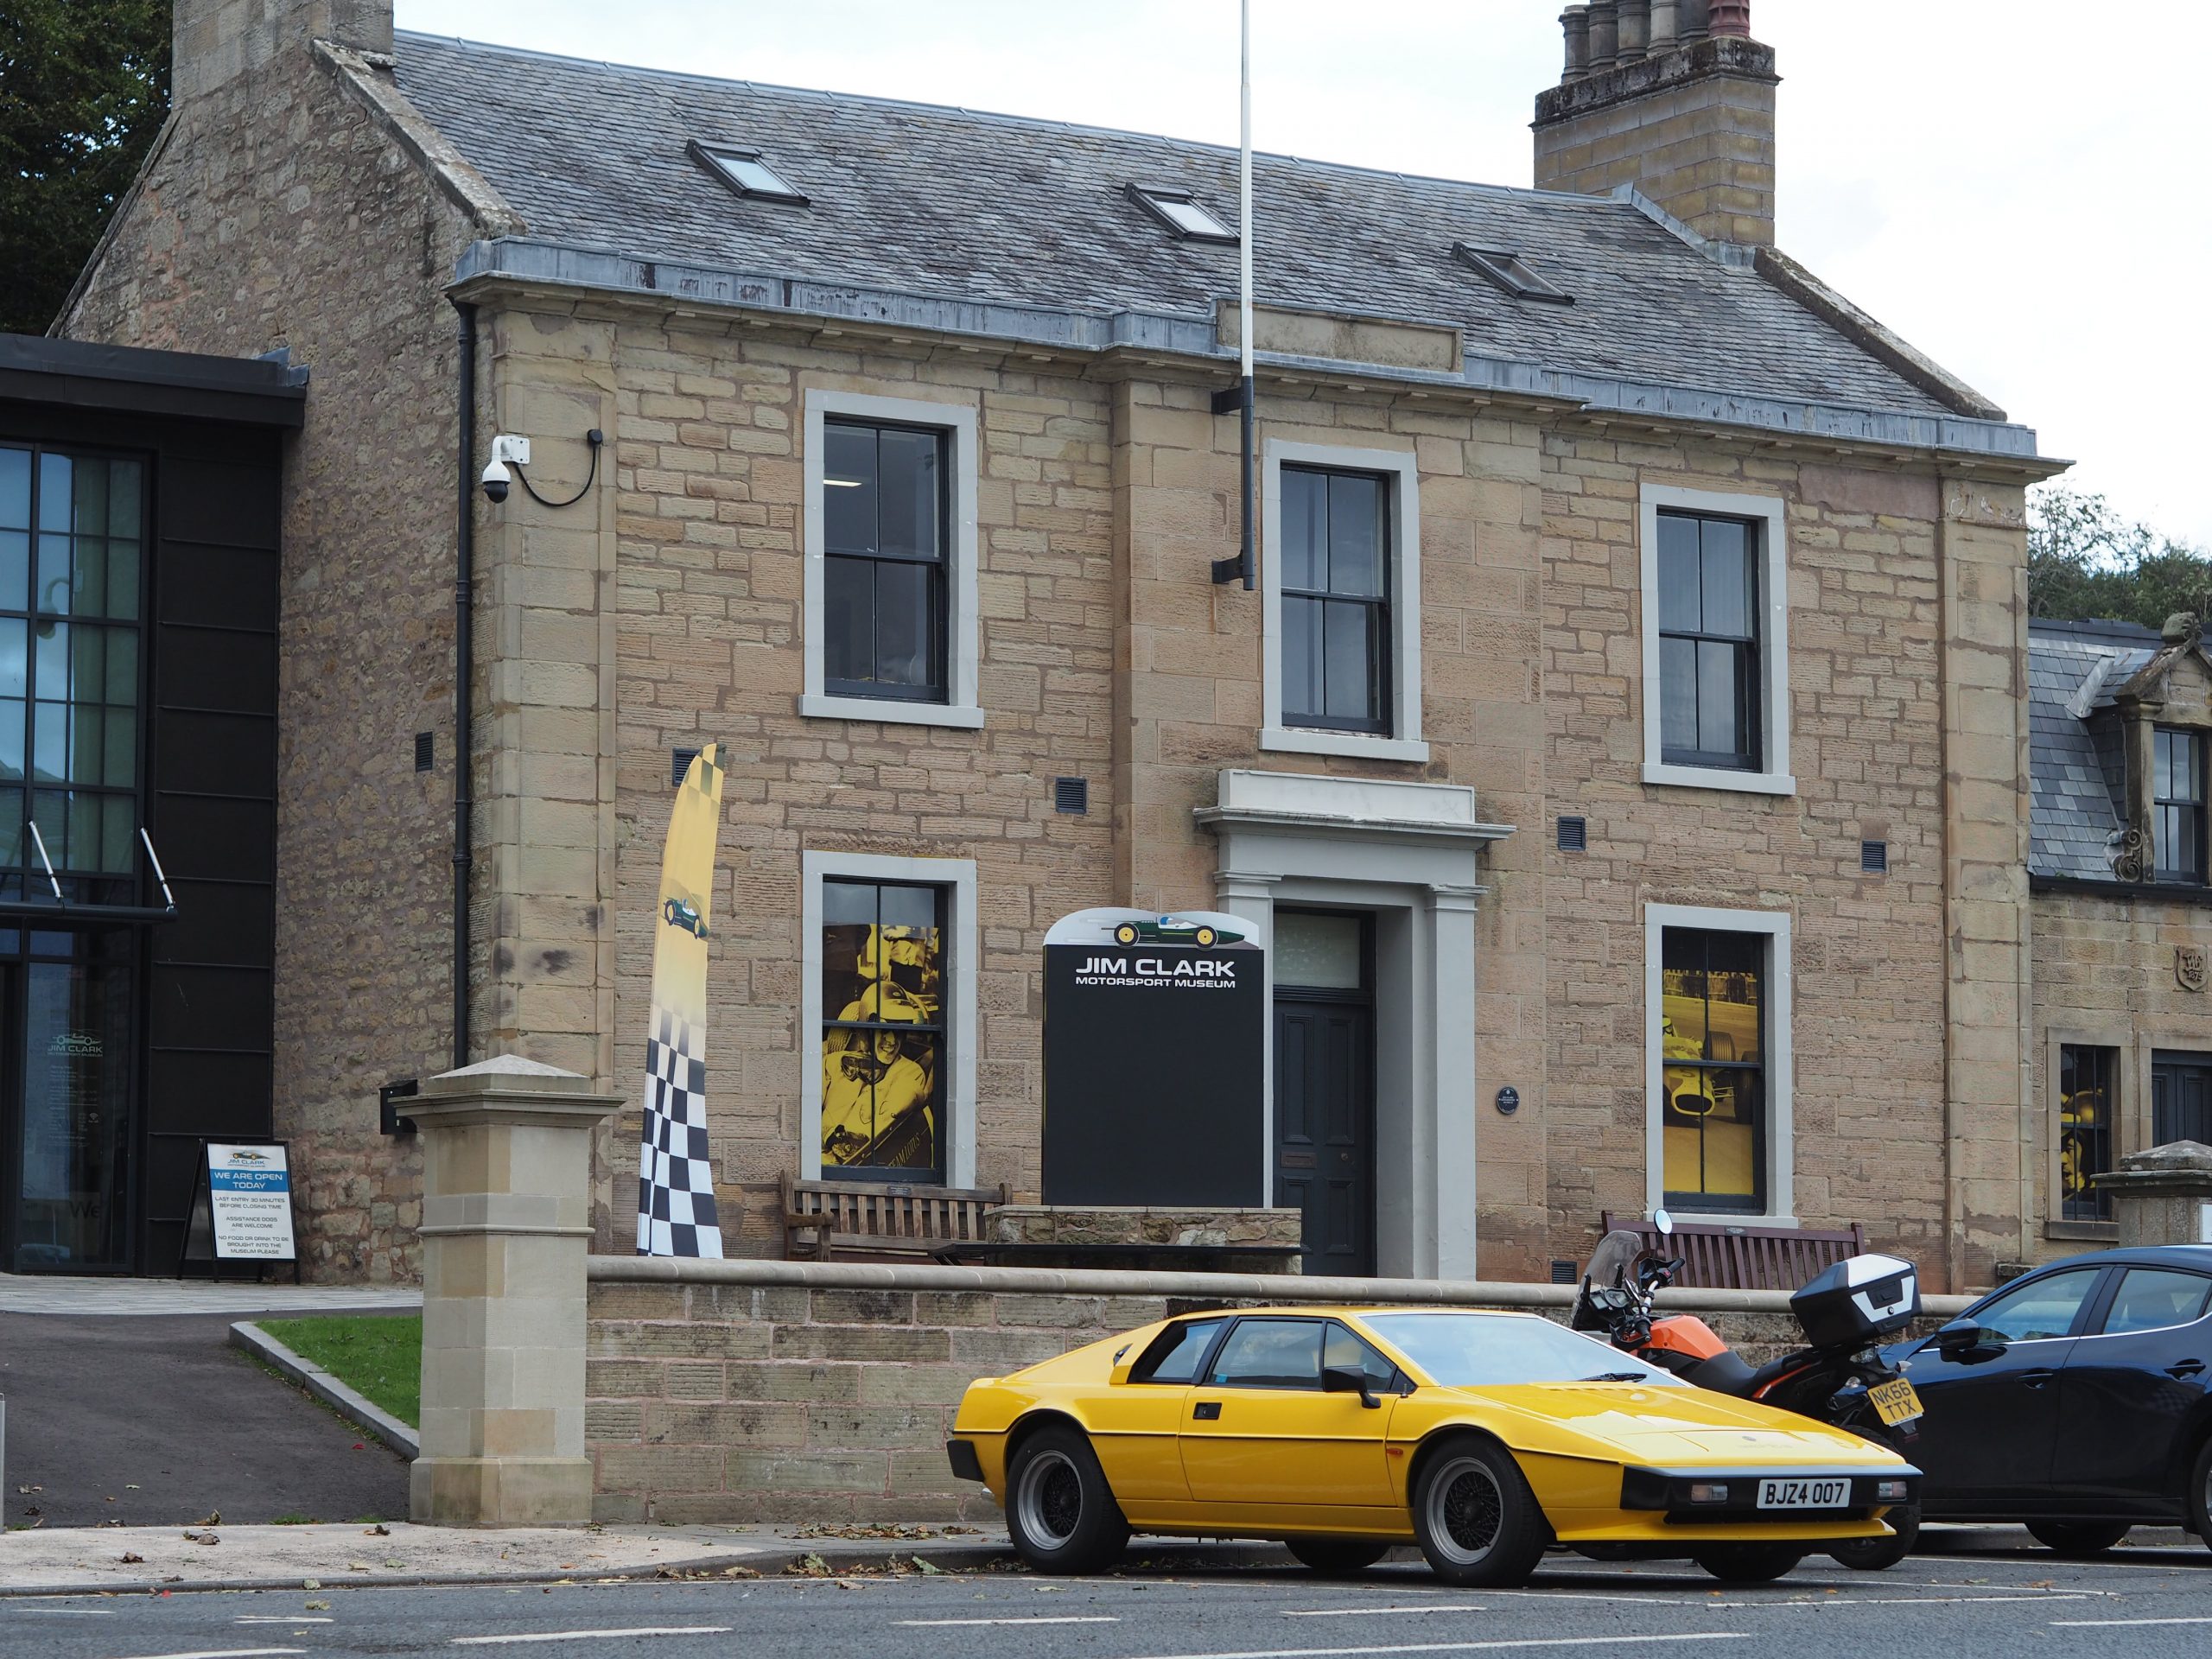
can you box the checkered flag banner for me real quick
[636,743,727,1257]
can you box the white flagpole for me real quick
[1234,0,1256,589]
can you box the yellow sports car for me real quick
[947,1306,1918,1586]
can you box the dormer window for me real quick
[690,142,809,206]
[1127,186,1236,244]
[2153,727,2205,882]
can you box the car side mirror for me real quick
[1653,1208,1675,1236]
[1322,1363,1382,1408]
[1936,1318,1999,1358]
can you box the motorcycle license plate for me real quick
[1867,1377,1923,1427]
[1758,1478,1852,1510]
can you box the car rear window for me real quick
[1360,1312,1681,1388]
[1128,1318,1224,1383]
[2101,1268,2212,1335]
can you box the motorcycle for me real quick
[1569,1210,1928,1570]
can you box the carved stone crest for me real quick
[2179,946,2208,994]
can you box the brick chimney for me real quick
[174,0,392,102]
[1534,1,1778,245]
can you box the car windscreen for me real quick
[1360,1312,1684,1388]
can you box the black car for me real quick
[1889,1245,2212,1554]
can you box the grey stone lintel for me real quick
[450,236,2050,464]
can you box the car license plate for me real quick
[1867,1376,1924,1427]
[1757,1478,1852,1510]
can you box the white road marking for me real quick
[1283,1608,1487,1619]
[1125,1635,1751,1659]
[899,1618,1122,1627]
[234,1620,334,1627]
[2051,1617,2212,1628]
[1708,1593,2097,1609]
[449,1630,730,1646]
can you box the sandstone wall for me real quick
[60,43,491,1280]
[583,1270,1948,1523]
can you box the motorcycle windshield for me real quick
[1583,1230,1644,1289]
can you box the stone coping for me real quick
[586,1255,1975,1319]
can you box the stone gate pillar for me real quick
[408,1055,622,1525]
[2096,1141,2212,1249]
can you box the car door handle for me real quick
[2167,1359,2208,1379]
[1192,1401,1222,1421]
[2019,1369,2056,1389]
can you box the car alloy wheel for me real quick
[1427,1455,1504,1564]
[1004,1424,1130,1574]
[1830,1502,1918,1571]
[2194,1437,2212,1556]
[1015,1447,1083,1547]
[1410,1435,1548,1587]
[1115,923,1139,945]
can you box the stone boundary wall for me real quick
[584,1258,1970,1524]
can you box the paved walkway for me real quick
[1,1311,414,1529]
[0,1272,420,1317]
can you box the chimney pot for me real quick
[1649,0,1680,48]
[1587,0,1618,70]
[1617,0,1650,62]
[1680,0,1711,41]
[1708,0,1751,36]
[1560,7,1592,82]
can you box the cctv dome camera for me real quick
[480,457,511,505]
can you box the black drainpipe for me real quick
[451,301,476,1071]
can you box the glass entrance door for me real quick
[8,929,137,1270]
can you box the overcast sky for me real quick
[394,0,2210,547]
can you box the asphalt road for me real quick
[0,1312,411,1528]
[10,1545,2211,1658]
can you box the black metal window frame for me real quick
[819,876,949,1182]
[1280,462,1393,736]
[1656,508,1763,772]
[1659,925,1768,1217]
[2058,1042,2117,1224]
[820,416,952,705]
[0,440,149,906]
[2153,726,2205,884]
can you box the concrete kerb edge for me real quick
[0,1541,1301,1599]
[230,1321,421,1459]
[584,1256,1979,1319]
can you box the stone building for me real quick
[49,0,2069,1289]
[2028,617,2212,1254]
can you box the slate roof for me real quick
[391,32,1964,423]
[2029,619,2159,880]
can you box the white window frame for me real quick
[1639,483,1793,795]
[799,849,978,1186]
[1261,439,1427,764]
[801,388,983,729]
[1644,902,1794,1224]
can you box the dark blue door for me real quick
[2050,1266,2212,1514]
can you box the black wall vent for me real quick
[1054,776,1089,815]
[1861,839,1889,874]
[414,731,434,772]
[1549,1258,1579,1286]
[671,747,700,787]
[1557,815,1586,852]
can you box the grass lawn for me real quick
[258,1313,422,1429]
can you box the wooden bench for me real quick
[1598,1211,1868,1292]
[781,1174,1007,1262]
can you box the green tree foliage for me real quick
[2028,486,2212,631]
[0,2,170,336]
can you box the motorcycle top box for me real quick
[1789,1254,1921,1351]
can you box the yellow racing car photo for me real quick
[947,1306,1919,1586]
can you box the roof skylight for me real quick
[1128,186,1237,244]
[1452,243,1573,305]
[690,142,809,206]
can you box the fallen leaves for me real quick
[181,1530,219,1546]
[119,1552,144,1565]
[364,1523,391,1536]
[304,1599,330,1612]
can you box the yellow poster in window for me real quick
[634,744,726,1256]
